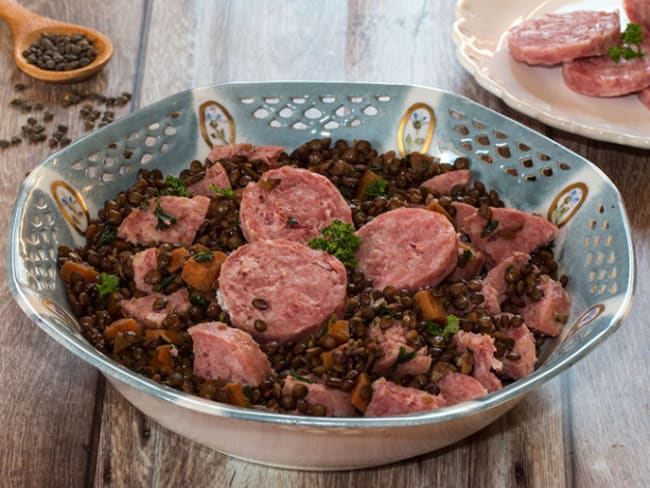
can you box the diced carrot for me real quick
[355,169,385,200]
[180,251,227,292]
[351,372,371,413]
[224,383,249,407]
[144,329,185,345]
[60,261,99,285]
[426,200,452,223]
[320,350,335,370]
[113,332,141,354]
[327,320,350,345]
[167,247,190,273]
[414,290,447,323]
[150,345,175,374]
[103,318,142,340]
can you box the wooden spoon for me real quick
[0,0,113,83]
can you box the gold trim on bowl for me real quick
[397,102,436,156]
[51,180,90,235]
[199,100,236,149]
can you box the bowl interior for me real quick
[8,81,635,426]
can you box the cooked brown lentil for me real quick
[57,138,566,415]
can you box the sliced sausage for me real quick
[421,169,471,195]
[448,241,486,282]
[132,247,159,294]
[483,252,532,303]
[497,320,537,380]
[563,41,650,97]
[365,378,446,417]
[624,0,650,33]
[462,207,558,264]
[369,322,432,378]
[521,275,571,337]
[283,376,355,417]
[218,239,347,343]
[117,195,210,246]
[437,372,488,406]
[356,208,457,291]
[188,162,231,197]
[209,143,284,168]
[189,322,272,387]
[451,201,478,230]
[508,10,621,65]
[454,330,503,392]
[239,166,352,245]
[120,288,190,328]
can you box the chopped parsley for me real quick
[287,216,299,227]
[289,369,314,383]
[161,175,190,197]
[95,225,116,249]
[153,198,177,230]
[463,248,474,263]
[190,293,209,308]
[426,314,460,340]
[365,178,388,198]
[242,385,252,398]
[97,272,120,296]
[139,199,151,210]
[308,220,362,268]
[608,23,644,62]
[155,273,177,292]
[480,219,499,238]
[193,249,213,263]
[209,184,234,198]
[391,346,417,370]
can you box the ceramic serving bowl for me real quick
[7,82,635,470]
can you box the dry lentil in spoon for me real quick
[23,32,98,71]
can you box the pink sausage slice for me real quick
[120,288,190,328]
[454,331,503,392]
[508,10,620,66]
[188,162,231,197]
[218,239,347,343]
[240,166,352,245]
[437,373,488,406]
[283,376,355,417]
[421,169,471,195]
[498,321,537,380]
[132,247,159,294]
[189,321,272,387]
[521,275,571,337]
[356,208,457,291]
[117,195,210,246]
[209,143,285,168]
[365,378,446,417]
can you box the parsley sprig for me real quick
[153,197,177,230]
[391,346,417,370]
[161,175,190,197]
[210,184,234,198]
[95,225,116,249]
[608,23,644,62]
[426,314,460,340]
[308,220,362,268]
[365,178,388,198]
[97,272,120,296]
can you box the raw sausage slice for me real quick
[189,321,272,387]
[563,41,650,97]
[437,373,488,406]
[365,378,446,417]
[117,195,210,246]
[283,376,355,417]
[239,166,352,245]
[356,208,457,291]
[188,162,231,197]
[508,11,621,66]
[208,143,285,168]
[218,239,347,343]
[624,0,650,33]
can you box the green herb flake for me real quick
[95,225,116,249]
[209,184,235,198]
[426,320,443,336]
[155,273,177,292]
[97,272,120,296]
[154,197,177,230]
[608,23,644,62]
[193,249,213,263]
[426,315,460,340]
[161,175,190,197]
[378,307,401,319]
[139,199,151,210]
[242,385,252,398]
[319,323,329,338]
[287,216,299,226]
[391,346,417,370]
[289,369,314,383]
[463,248,474,263]
[480,219,499,238]
[365,178,388,198]
[190,294,209,308]
[308,219,362,268]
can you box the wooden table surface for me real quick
[0,1,648,487]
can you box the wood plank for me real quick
[0,0,145,486]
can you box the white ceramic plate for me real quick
[453,0,650,148]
